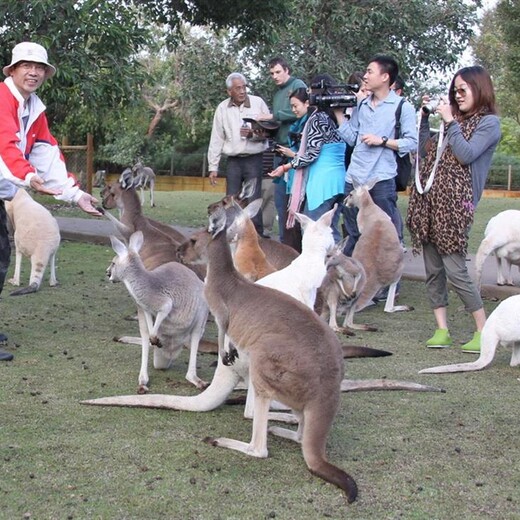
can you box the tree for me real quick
[471,0,520,158]
[0,1,153,140]
[244,0,479,98]
[97,28,242,169]
[137,0,288,44]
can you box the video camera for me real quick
[308,80,360,109]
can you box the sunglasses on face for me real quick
[452,87,468,97]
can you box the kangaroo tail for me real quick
[420,323,498,374]
[81,358,240,411]
[301,403,358,503]
[342,345,392,358]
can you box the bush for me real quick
[487,152,520,188]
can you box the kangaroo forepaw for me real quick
[222,346,239,366]
[150,336,162,348]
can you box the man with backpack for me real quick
[337,55,417,256]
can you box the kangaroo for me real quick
[226,199,276,282]
[207,179,299,270]
[200,205,360,501]
[343,185,413,330]
[108,231,209,392]
[101,181,187,249]
[419,294,520,374]
[319,245,367,334]
[475,210,520,290]
[132,161,156,208]
[5,188,60,296]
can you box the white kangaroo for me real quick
[475,210,520,290]
[108,231,209,392]
[5,188,60,295]
[419,294,520,374]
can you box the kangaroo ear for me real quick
[208,206,227,237]
[110,235,127,256]
[244,198,262,219]
[294,212,313,229]
[318,204,337,228]
[364,178,378,191]
[238,178,257,201]
[129,231,144,253]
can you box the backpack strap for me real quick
[394,98,406,140]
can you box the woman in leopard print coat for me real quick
[407,66,501,353]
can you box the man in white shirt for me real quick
[208,73,270,234]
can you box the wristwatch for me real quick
[381,136,388,147]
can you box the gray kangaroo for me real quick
[108,231,209,393]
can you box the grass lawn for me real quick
[1,190,520,519]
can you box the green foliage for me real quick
[496,118,520,157]
[246,0,478,98]
[97,28,242,169]
[138,0,289,44]
[0,0,152,140]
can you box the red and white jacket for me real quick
[0,77,83,202]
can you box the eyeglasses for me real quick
[231,84,247,92]
[17,62,47,73]
[452,87,468,97]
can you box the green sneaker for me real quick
[461,331,481,354]
[426,329,452,348]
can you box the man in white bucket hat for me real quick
[0,42,102,362]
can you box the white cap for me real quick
[3,42,56,79]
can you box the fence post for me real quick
[86,133,94,194]
[202,151,207,178]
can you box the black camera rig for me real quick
[309,80,360,109]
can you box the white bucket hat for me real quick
[3,42,56,79]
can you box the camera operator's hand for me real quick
[333,107,346,125]
[275,145,295,158]
[420,94,431,115]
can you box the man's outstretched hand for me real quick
[77,193,103,216]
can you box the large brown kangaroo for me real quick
[201,206,358,502]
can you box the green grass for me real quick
[2,192,520,519]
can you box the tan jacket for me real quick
[207,95,270,172]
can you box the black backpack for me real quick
[394,98,412,191]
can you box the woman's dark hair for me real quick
[449,65,497,118]
[289,87,309,103]
[347,71,364,87]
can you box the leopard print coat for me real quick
[407,112,484,256]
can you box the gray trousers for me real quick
[226,153,264,234]
[422,241,482,313]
